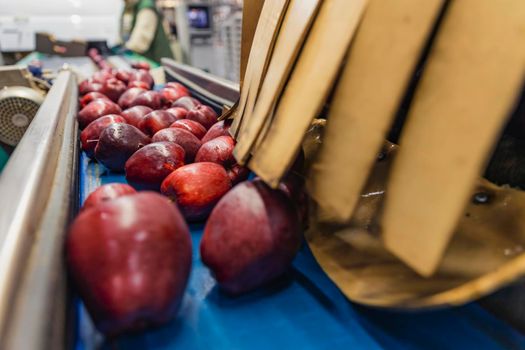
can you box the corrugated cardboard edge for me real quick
[233,0,323,164]
[249,0,369,187]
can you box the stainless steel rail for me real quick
[162,58,239,109]
[0,70,78,349]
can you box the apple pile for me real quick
[68,66,307,336]
[76,65,249,216]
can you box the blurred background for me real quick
[0,0,243,81]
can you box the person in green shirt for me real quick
[121,0,174,63]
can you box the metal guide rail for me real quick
[161,58,239,110]
[0,70,78,349]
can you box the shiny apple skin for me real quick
[171,96,201,110]
[152,128,202,163]
[161,162,232,221]
[201,119,232,143]
[94,124,151,172]
[80,115,127,158]
[170,119,206,140]
[125,142,186,191]
[200,180,301,295]
[66,192,192,336]
[195,135,235,167]
[129,70,154,88]
[79,79,104,96]
[82,183,136,210]
[80,92,110,109]
[131,61,151,71]
[160,88,189,107]
[91,70,114,83]
[186,105,218,129]
[115,69,132,84]
[120,106,153,128]
[138,110,178,136]
[128,91,163,110]
[100,78,127,102]
[165,82,189,96]
[127,81,150,90]
[78,99,122,129]
[118,87,147,110]
[165,107,188,121]
[227,164,250,185]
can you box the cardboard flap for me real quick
[307,0,446,223]
[233,0,323,164]
[382,0,525,276]
[230,0,290,138]
[248,0,369,187]
[239,0,265,88]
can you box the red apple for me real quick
[100,78,127,103]
[201,119,232,143]
[88,48,99,58]
[152,128,201,163]
[256,171,308,229]
[227,164,250,185]
[120,106,153,127]
[80,92,110,108]
[98,61,112,70]
[118,87,147,110]
[279,172,308,230]
[80,114,127,158]
[82,183,136,210]
[127,81,151,90]
[129,70,154,89]
[93,54,103,63]
[95,124,151,172]
[165,82,189,96]
[78,99,122,129]
[186,105,218,129]
[195,135,247,184]
[115,69,132,84]
[129,91,163,110]
[278,172,305,203]
[138,110,177,136]
[92,70,114,84]
[165,107,188,121]
[98,60,109,68]
[131,61,151,70]
[200,180,301,295]
[79,79,104,96]
[125,142,185,191]
[160,88,187,107]
[170,119,206,140]
[100,67,116,75]
[195,135,235,167]
[161,162,232,221]
[66,192,192,336]
[172,96,201,110]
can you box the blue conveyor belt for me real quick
[76,152,525,350]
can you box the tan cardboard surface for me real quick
[234,0,323,164]
[240,0,264,88]
[382,0,525,276]
[230,0,290,137]
[307,0,445,223]
[249,0,368,186]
